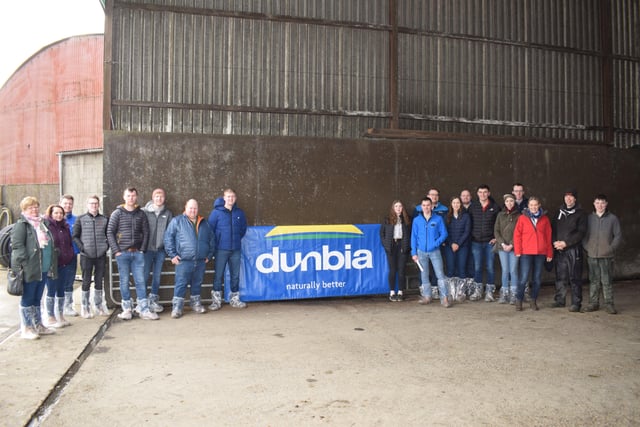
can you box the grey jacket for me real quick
[144,201,173,252]
[582,211,622,258]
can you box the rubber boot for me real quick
[20,306,39,340]
[118,299,133,320]
[64,291,78,317]
[33,306,55,335]
[190,295,206,314]
[229,292,247,309]
[209,290,222,311]
[138,298,159,320]
[149,293,164,313]
[171,297,184,318]
[81,290,94,319]
[45,296,62,328]
[497,286,508,304]
[94,291,111,316]
[56,296,70,326]
[484,284,496,302]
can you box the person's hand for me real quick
[451,243,459,252]
[171,255,181,265]
[553,241,567,250]
[546,257,553,262]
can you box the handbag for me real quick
[7,268,23,296]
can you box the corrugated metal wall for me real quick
[107,0,639,147]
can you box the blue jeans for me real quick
[21,272,47,307]
[144,250,166,295]
[47,263,73,297]
[63,256,77,292]
[518,255,544,301]
[173,259,207,298]
[213,249,241,293]
[471,241,495,285]
[443,244,470,278]
[417,249,448,297]
[498,250,519,292]
[115,251,146,301]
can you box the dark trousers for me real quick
[385,241,408,292]
[80,254,106,292]
[554,246,583,307]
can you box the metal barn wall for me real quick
[107,0,639,147]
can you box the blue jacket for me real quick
[208,198,247,251]
[411,213,448,255]
[446,212,471,247]
[164,214,215,261]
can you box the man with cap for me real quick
[550,188,587,311]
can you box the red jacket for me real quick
[513,213,553,258]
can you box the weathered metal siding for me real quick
[0,35,104,185]
[107,0,639,147]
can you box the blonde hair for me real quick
[20,196,39,211]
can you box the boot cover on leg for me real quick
[523,283,531,302]
[34,306,56,335]
[470,283,484,301]
[190,295,206,314]
[63,291,79,317]
[497,286,508,304]
[509,287,517,305]
[45,296,63,328]
[417,285,432,304]
[171,297,185,318]
[56,296,71,326]
[118,299,133,320]
[81,290,94,319]
[138,298,159,320]
[484,284,496,302]
[209,291,222,311]
[149,293,164,313]
[447,278,457,302]
[229,292,247,309]
[20,306,39,340]
[430,286,440,300]
[93,291,111,316]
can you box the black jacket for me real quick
[107,205,149,253]
[469,199,501,243]
[380,218,411,254]
[73,212,109,258]
[552,203,587,249]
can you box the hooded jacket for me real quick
[207,198,247,252]
[493,208,521,253]
[552,203,587,249]
[144,200,173,252]
[164,214,216,261]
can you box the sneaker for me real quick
[568,305,581,312]
[581,304,599,313]
[192,304,206,314]
[95,305,111,317]
[209,292,222,311]
[230,294,247,309]
[389,292,396,302]
[140,310,159,320]
[171,309,182,319]
[58,318,71,327]
[604,305,617,314]
[118,308,132,320]
[150,300,165,313]
[396,292,404,302]
[64,306,79,317]
[21,327,40,340]
[81,306,94,319]
[548,301,565,308]
[35,324,56,335]
[45,317,64,328]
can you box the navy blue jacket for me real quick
[164,214,215,261]
[446,212,471,248]
[207,198,247,251]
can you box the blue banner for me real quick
[240,224,389,301]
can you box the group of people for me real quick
[380,184,623,314]
[11,187,248,340]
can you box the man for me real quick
[551,189,587,312]
[72,195,110,317]
[143,188,173,313]
[468,184,501,301]
[164,199,216,318]
[414,188,448,298]
[107,187,157,320]
[460,188,475,280]
[581,194,622,314]
[60,195,79,316]
[512,183,529,213]
[208,188,248,310]
[460,189,473,213]
[411,197,451,307]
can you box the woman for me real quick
[443,196,470,300]
[513,197,553,311]
[380,200,411,301]
[494,194,521,304]
[44,204,75,325]
[10,197,58,339]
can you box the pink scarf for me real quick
[23,213,50,248]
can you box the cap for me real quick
[503,193,515,201]
[564,188,578,198]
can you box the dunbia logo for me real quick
[255,225,374,274]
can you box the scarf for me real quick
[558,204,576,220]
[23,213,50,248]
